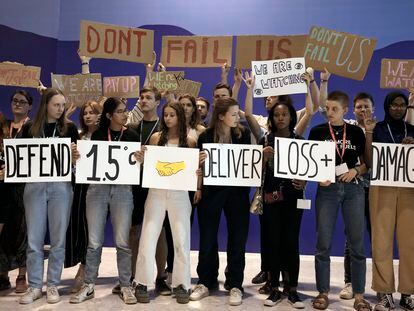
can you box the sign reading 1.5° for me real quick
[76,140,141,185]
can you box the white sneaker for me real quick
[339,283,354,300]
[229,288,243,306]
[19,287,42,304]
[189,284,209,301]
[46,285,60,304]
[120,286,137,304]
[70,283,95,303]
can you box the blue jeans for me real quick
[24,182,73,288]
[315,182,366,294]
[85,185,133,287]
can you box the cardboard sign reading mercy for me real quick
[370,142,414,188]
[174,79,202,98]
[202,144,263,187]
[103,76,140,98]
[3,138,72,183]
[380,59,414,89]
[252,57,307,98]
[147,71,185,92]
[142,146,199,191]
[304,26,377,80]
[161,36,232,67]
[274,137,336,182]
[79,20,154,64]
[0,62,41,88]
[51,73,102,107]
[235,35,307,69]
[76,140,141,185]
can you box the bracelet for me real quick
[321,79,328,83]
[81,62,89,65]
[365,130,373,134]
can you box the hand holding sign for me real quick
[0,165,4,181]
[402,137,414,144]
[320,68,331,82]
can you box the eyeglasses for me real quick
[390,104,407,110]
[12,98,29,105]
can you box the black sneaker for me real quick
[174,284,190,304]
[224,280,230,291]
[135,284,150,303]
[259,281,272,295]
[288,291,305,309]
[264,289,282,307]
[155,278,171,296]
[0,277,11,291]
[401,294,414,311]
[252,271,268,284]
[375,293,395,311]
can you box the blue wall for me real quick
[1,0,413,257]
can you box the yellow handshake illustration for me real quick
[155,161,186,176]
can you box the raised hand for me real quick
[320,68,331,81]
[242,71,255,89]
[77,48,91,64]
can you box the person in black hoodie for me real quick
[365,91,414,311]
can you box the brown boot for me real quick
[15,275,28,293]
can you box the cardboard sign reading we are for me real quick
[380,59,414,89]
[51,73,102,107]
[160,36,232,67]
[235,35,307,69]
[252,57,307,98]
[0,62,41,88]
[79,20,154,64]
[103,76,140,98]
[4,138,72,183]
[304,26,377,81]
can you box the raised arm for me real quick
[306,67,321,113]
[232,68,242,101]
[405,89,414,125]
[363,113,376,168]
[295,78,315,136]
[318,68,331,116]
[143,51,157,88]
[243,71,262,142]
[77,49,91,74]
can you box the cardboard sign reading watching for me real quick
[380,58,414,89]
[147,71,185,92]
[51,73,102,107]
[161,36,232,67]
[0,62,41,88]
[79,20,154,64]
[304,26,377,80]
[235,35,307,69]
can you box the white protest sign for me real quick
[4,138,72,183]
[76,140,141,185]
[142,145,199,191]
[252,57,307,98]
[370,142,414,188]
[202,143,263,187]
[274,137,336,182]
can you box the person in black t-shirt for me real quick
[308,91,370,311]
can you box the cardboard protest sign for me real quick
[0,62,41,88]
[274,137,336,182]
[79,20,154,64]
[304,26,377,80]
[147,71,185,92]
[103,76,140,98]
[51,73,102,107]
[252,57,307,98]
[160,36,232,67]
[202,144,263,187]
[370,142,414,188]
[235,35,307,69]
[4,138,72,183]
[174,79,202,98]
[380,59,414,89]
[142,145,199,191]
[76,140,141,185]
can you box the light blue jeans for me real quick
[85,185,133,287]
[24,182,73,288]
[315,182,366,294]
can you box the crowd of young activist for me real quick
[0,51,413,311]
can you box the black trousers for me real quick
[262,199,303,288]
[196,187,250,290]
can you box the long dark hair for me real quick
[29,88,70,137]
[209,97,243,143]
[99,97,124,131]
[179,94,200,129]
[267,102,297,134]
[158,102,188,147]
[0,112,8,153]
[79,100,102,138]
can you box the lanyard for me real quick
[42,123,57,138]
[387,122,407,143]
[108,127,125,142]
[328,122,347,163]
[140,118,159,145]
[9,117,29,138]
